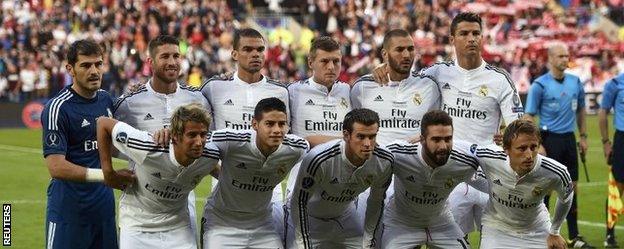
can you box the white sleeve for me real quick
[363,164,392,248]
[290,152,323,249]
[499,80,524,125]
[350,82,363,109]
[551,170,574,235]
[111,122,152,165]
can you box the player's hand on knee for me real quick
[547,234,567,249]
[371,63,390,85]
[152,128,171,147]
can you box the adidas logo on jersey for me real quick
[224,99,234,105]
[152,172,161,179]
[144,113,154,121]
[374,95,384,101]
[442,83,451,89]
[235,163,246,169]
[305,99,315,105]
[330,177,339,184]
[81,119,91,127]
[493,179,502,186]
[406,175,416,183]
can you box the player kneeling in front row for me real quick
[382,110,481,249]
[201,97,309,249]
[97,103,220,249]
[475,119,573,249]
[290,108,393,248]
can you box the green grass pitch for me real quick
[0,115,621,248]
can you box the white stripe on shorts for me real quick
[47,221,56,249]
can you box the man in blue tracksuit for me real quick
[525,42,594,249]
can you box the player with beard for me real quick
[113,35,210,245]
[382,110,482,248]
[372,12,524,238]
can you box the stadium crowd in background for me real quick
[1,0,624,102]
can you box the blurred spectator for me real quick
[0,0,623,103]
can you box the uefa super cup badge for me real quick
[412,93,422,105]
[478,85,488,97]
[532,186,543,197]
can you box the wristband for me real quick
[85,168,105,182]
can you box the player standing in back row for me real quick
[373,12,524,236]
[41,39,134,249]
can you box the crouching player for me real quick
[474,119,573,249]
[97,103,220,249]
[290,108,393,248]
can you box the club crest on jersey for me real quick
[445,178,454,189]
[470,144,478,154]
[276,164,287,177]
[302,177,314,189]
[532,186,543,196]
[116,132,128,144]
[412,93,422,105]
[340,98,349,109]
[478,85,488,97]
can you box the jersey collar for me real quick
[146,79,181,97]
[454,59,486,74]
[249,129,283,160]
[234,71,267,85]
[308,77,335,94]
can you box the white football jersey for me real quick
[199,71,289,130]
[351,72,440,145]
[113,80,210,167]
[421,60,524,145]
[474,145,573,233]
[111,122,219,232]
[384,140,479,227]
[288,78,351,137]
[205,129,308,227]
[290,139,394,248]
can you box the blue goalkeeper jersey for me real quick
[41,85,115,223]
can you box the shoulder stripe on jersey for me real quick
[127,144,168,153]
[450,154,478,171]
[475,151,507,160]
[297,190,312,248]
[211,132,252,140]
[113,87,148,113]
[282,141,308,150]
[198,75,234,91]
[48,90,73,131]
[266,78,288,88]
[450,151,479,170]
[353,74,374,85]
[211,138,251,142]
[458,238,468,249]
[202,148,220,158]
[373,148,394,165]
[451,150,479,164]
[387,148,418,155]
[306,144,341,177]
[284,137,308,145]
[485,64,518,93]
[541,159,572,186]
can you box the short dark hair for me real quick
[343,108,380,133]
[450,12,482,36]
[254,97,287,120]
[309,36,340,60]
[67,39,103,66]
[233,28,264,50]
[382,29,411,50]
[420,110,453,136]
[148,35,179,57]
[502,119,541,149]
